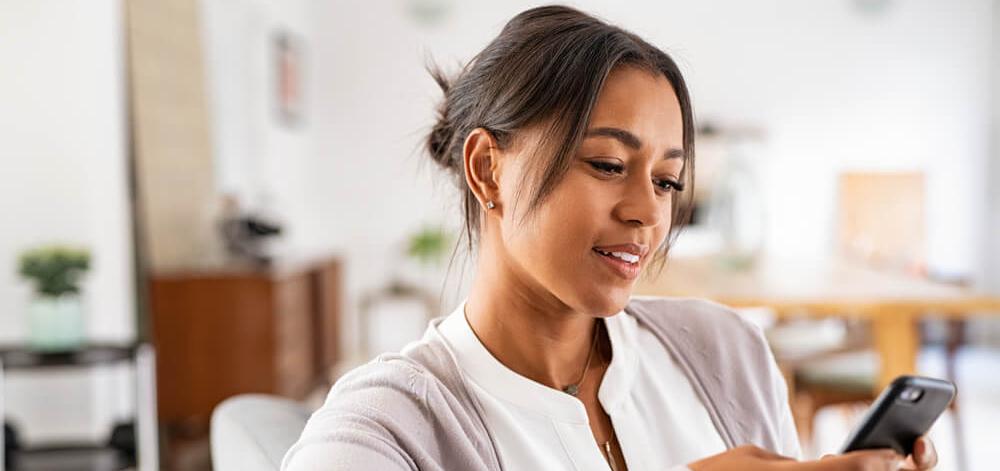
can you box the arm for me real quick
[281,359,429,471]
[282,427,415,471]
[763,328,803,460]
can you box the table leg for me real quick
[136,344,159,471]
[1,358,5,471]
[871,309,919,392]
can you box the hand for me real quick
[688,445,901,471]
[904,436,939,470]
[824,436,937,471]
[688,436,937,471]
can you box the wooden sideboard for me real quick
[149,256,341,429]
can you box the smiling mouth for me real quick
[592,248,641,280]
[593,248,641,263]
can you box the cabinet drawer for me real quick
[274,273,315,396]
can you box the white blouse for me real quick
[437,299,729,470]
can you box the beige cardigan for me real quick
[282,297,800,470]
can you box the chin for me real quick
[575,286,631,317]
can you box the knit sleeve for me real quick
[281,427,415,471]
[765,337,803,460]
[627,295,806,456]
[742,312,804,459]
[726,303,804,459]
[280,358,428,471]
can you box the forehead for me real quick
[585,66,683,147]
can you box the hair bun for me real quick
[426,65,458,173]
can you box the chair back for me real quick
[210,394,311,471]
[837,172,926,275]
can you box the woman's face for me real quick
[497,65,685,316]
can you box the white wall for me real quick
[294,0,994,359]
[0,0,135,444]
[201,0,475,363]
[989,0,1000,294]
[200,0,324,255]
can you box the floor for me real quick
[6,447,127,471]
[807,346,1000,471]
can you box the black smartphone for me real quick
[840,375,956,456]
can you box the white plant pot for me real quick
[28,294,85,351]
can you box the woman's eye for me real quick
[589,161,624,174]
[589,160,684,194]
[654,178,684,193]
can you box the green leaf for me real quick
[17,245,91,297]
[406,226,452,266]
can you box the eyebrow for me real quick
[584,127,684,160]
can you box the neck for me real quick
[464,241,610,391]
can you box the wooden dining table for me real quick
[634,254,1000,392]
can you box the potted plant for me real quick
[406,226,451,268]
[18,245,91,351]
[357,226,453,359]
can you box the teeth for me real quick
[611,252,640,263]
[595,249,639,264]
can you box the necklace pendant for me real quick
[562,384,579,396]
[603,441,618,471]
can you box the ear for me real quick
[462,127,502,213]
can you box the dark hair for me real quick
[426,4,695,276]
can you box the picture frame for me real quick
[273,30,303,127]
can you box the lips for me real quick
[592,242,648,280]
[592,243,648,259]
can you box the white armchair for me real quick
[210,394,312,471]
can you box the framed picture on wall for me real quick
[273,29,303,127]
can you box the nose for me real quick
[613,176,666,228]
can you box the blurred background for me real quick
[0,0,998,470]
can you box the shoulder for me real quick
[284,335,498,471]
[626,295,767,346]
[625,296,795,453]
[625,296,776,392]
[321,353,432,412]
[310,325,467,417]
[281,355,432,470]
[294,353,435,447]
[283,347,466,469]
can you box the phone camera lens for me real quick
[900,387,924,402]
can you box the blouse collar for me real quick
[431,298,638,424]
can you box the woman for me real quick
[283,6,938,471]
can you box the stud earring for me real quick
[486,201,495,210]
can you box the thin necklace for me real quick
[560,320,620,470]
[601,426,619,471]
[561,319,601,396]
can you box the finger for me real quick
[741,445,795,461]
[912,436,938,470]
[802,450,903,471]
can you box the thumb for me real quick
[803,449,903,471]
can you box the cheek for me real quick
[533,173,608,241]
[507,183,602,265]
[503,174,617,291]
[651,203,674,252]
